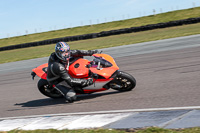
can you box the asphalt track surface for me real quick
[1,34,200,118]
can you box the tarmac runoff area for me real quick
[0,106,200,131]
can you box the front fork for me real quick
[104,70,123,89]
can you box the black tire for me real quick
[109,71,136,92]
[37,79,63,99]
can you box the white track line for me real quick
[1,106,200,120]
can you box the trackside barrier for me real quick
[1,17,200,51]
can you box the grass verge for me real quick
[2,127,200,133]
[0,22,200,64]
[0,7,200,47]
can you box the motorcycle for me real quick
[31,53,136,99]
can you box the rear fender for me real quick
[32,63,48,80]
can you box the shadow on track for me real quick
[14,91,121,107]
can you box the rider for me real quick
[47,42,98,102]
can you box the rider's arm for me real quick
[70,50,98,57]
[52,62,88,86]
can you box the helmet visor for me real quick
[60,48,70,61]
[61,51,70,58]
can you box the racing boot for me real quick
[65,89,77,103]
[54,83,76,103]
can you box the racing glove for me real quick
[88,50,99,55]
[81,78,93,87]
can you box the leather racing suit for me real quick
[47,50,97,102]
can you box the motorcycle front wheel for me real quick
[37,79,63,99]
[109,71,136,92]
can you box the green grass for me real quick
[1,7,200,47]
[1,22,200,64]
[135,127,200,133]
[2,127,200,133]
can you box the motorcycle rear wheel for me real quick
[109,71,136,92]
[37,79,63,99]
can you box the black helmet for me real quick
[55,42,70,62]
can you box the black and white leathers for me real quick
[47,50,97,86]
